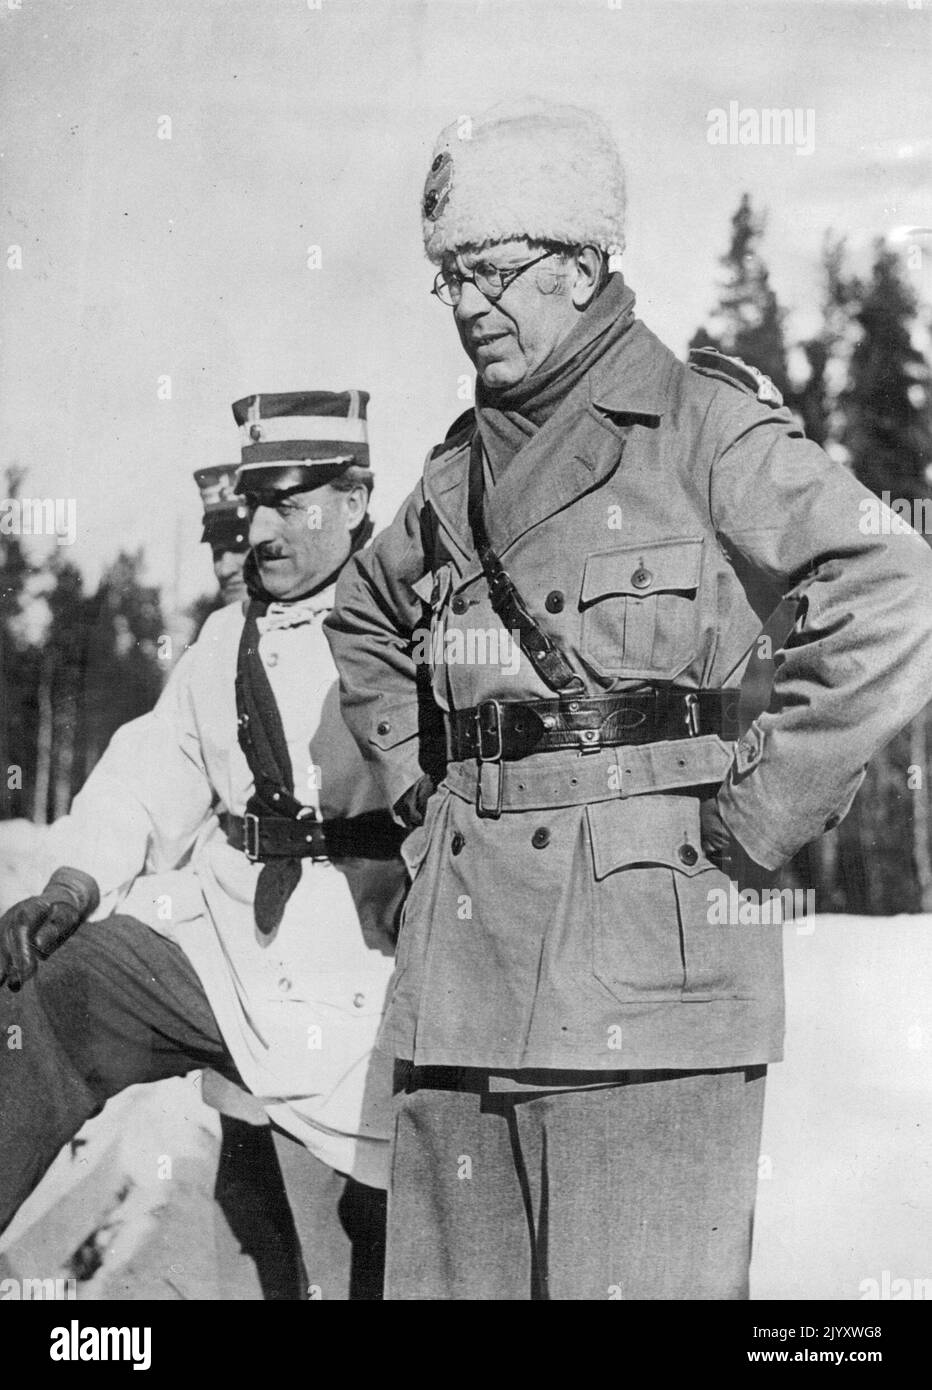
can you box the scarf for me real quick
[475,272,636,480]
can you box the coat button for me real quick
[265,651,279,667]
[353,992,366,1009]
[376,719,391,735]
[451,595,469,615]
[531,827,550,849]
[545,590,564,613]
[278,977,292,993]
[677,843,698,867]
[631,566,653,590]
[451,832,465,855]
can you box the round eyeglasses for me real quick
[431,250,560,307]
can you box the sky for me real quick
[2,0,931,606]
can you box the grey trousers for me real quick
[387,1063,767,1300]
[0,915,385,1299]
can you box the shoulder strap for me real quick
[235,602,305,818]
[466,433,586,699]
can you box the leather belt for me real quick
[447,689,739,763]
[221,809,405,863]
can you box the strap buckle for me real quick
[243,812,261,862]
[684,693,701,738]
[476,699,504,763]
[475,700,504,819]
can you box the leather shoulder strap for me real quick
[466,433,586,699]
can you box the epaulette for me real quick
[687,346,784,408]
[428,408,475,461]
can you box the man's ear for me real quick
[571,246,604,310]
[341,483,368,531]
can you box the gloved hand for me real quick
[393,774,437,831]
[0,867,99,991]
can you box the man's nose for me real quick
[454,279,491,323]
[215,550,240,578]
[248,506,281,547]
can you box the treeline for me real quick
[1,201,930,909]
[0,482,168,824]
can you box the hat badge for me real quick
[423,149,453,222]
[249,423,263,441]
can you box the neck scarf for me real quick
[475,273,636,480]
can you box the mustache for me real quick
[255,543,288,562]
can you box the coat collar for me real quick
[422,317,676,579]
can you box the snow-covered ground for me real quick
[752,912,932,1300]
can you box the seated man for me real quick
[0,390,407,1301]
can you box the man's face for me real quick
[446,239,582,390]
[245,471,366,601]
[211,546,248,605]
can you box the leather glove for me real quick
[0,867,100,992]
[392,774,437,832]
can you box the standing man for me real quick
[193,463,251,607]
[325,99,932,1300]
[0,390,407,1299]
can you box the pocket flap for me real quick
[369,702,419,750]
[586,795,708,878]
[581,538,703,603]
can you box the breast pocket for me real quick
[579,538,703,679]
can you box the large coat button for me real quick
[545,590,564,613]
[451,595,469,615]
[677,843,699,866]
[531,827,551,849]
[451,832,465,855]
[631,566,653,590]
[376,719,391,735]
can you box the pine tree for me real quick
[689,193,792,402]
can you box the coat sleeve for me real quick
[39,647,215,914]
[707,391,932,871]
[324,479,431,811]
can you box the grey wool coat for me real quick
[324,315,932,1074]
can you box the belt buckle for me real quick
[684,693,701,738]
[243,812,261,862]
[475,699,504,819]
[476,699,504,763]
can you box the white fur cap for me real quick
[421,97,626,263]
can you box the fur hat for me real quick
[421,97,626,263]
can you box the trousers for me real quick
[387,1063,767,1300]
[0,915,385,1299]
